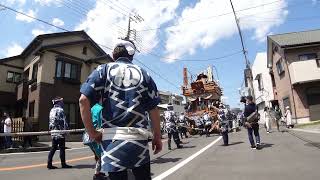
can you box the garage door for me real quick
[307,87,320,121]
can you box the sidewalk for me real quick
[292,120,320,134]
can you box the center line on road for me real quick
[0,156,94,171]
[0,139,169,171]
[153,136,222,180]
[0,147,89,156]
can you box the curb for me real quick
[289,128,320,134]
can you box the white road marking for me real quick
[290,128,320,134]
[0,147,89,156]
[153,136,222,180]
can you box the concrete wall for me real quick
[271,50,294,117]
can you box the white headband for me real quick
[114,39,135,56]
[52,97,63,104]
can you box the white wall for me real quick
[252,52,275,123]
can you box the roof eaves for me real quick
[0,55,22,62]
[281,41,320,49]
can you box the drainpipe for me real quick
[284,53,298,124]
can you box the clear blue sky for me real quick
[0,0,319,108]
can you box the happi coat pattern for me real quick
[80,57,160,172]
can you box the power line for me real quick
[0,3,69,31]
[134,58,180,90]
[59,0,127,36]
[136,0,285,32]
[1,3,183,90]
[0,3,113,51]
[241,15,320,22]
[238,1,316,19]
[100,0,130,17]
[104,0,132,16]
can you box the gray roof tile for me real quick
[269,29,320,47]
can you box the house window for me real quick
[255,74,264,91]
[55,59,81,81]
[32,63,38,81]
[29,101,35,117]
[23,69,30,82]
[56,61,62,77]
[64,63,71,78]
[276,58,285,75]
[299,53,317,61]
[82,46,87,55]
[7,72,14,82]
[257,77,263,91]
[270,73,276,87]
[7,71,22,83]
[64,103,78,129]
[71,64,78,79]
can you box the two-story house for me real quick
[0,31,112,131]
[267,29,320,124]
[252,52,277,124]
[158,90,185,114]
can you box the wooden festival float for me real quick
[182,66,222,134]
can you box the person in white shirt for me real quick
[3,112,13,148]
[264,107,271,133]
[285,106,294,128]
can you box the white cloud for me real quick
[52,18,65,27]
[5,43,24,57]
[31,29,52,37]
[75,0,179,54]
[34,0,61,6]
[16,9,36,23]
[4,0,26,6]
[164,0,288,62]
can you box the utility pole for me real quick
[229,0,255,100]
[123,13,144,41]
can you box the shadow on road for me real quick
[305,142,320,149]
[181,145,196,149]
[72,164,95,169]
[151,157,182,164]
[260,143,274,149]
[226,141,244,146]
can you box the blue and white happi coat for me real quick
[218,109,229,132]
[164,111,177,133]
[49,105,68,138]
[80,57,160,172]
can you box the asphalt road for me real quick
[1,128,319,180]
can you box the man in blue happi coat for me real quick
[79,40,162,180]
